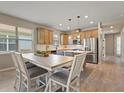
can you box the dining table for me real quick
[22,53,73,71]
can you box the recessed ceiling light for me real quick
[84,16,88,19]
[59,24,62,26]
[90,21,94,24]
[110,26,114,29]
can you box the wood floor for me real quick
[0,56,124,92]
[81,56,124,92]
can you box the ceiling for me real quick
[0,1,123,31]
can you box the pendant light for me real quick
[76,15,81,32]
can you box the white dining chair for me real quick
[11,52,41,91]
[11,52,22,92]
[45,53,86,92]
[13,52,48,92]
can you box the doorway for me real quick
[115,36,121,56]
[105,33,121,57]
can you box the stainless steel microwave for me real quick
[73,39,80,45]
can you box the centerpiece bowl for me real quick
[35,50,49,57]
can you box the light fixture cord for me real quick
[68,18,72,31]
[77,16,80,29]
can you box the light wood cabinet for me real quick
[60,29,98,45]
[44,29,49,44]
[80,32,85,40]
[72,33,77,39]
[60,34,68,45]
[71,32,80,39]
[91,30,98,38]
[63,34,68,45]
[82,29,98,38]
[85,31,92,38]
[37,28,53,44]
[80,32,85,44]
[49,31,53,44]
[37,28,45,44]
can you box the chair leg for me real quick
[45,75,48,84]
[14,77,17,89]
[45,78,50,92]
[44,83,48,92]
[49,79,52,92]
[18,77,21,92]
[62,87,65,92]
[14,77,21,92]
[76,77,80,92]
[66,86,69,92]
[27,82,30,92]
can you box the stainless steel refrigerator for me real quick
[84,37,98,64]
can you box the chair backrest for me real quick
[14,52,29,79]
[67,53,86,85]
[10,52,20,71]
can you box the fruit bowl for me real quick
[35,50,49,57]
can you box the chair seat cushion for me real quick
[28,67,48,78]
[50,69,70,85]
[25,62,37,69]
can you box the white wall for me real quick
[121,26,124,62]
[0,52,14,70]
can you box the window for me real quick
[18,27,33,51]
[0,23,16,51]
[0,23,33,52]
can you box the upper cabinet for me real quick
[49,30,53,44]
[60,34,68,45]
[80,31,85,40]
[71,32,80,40]
[37,28,98,45]
[91,30,98,38]
[82,29,98,39]
[61,29,98,45]
[37,28,45,44]
[37,28,53,44]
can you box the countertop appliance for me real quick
[73,39,80,45]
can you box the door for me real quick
[105,34,114,56]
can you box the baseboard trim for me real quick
[0,67,15,72]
